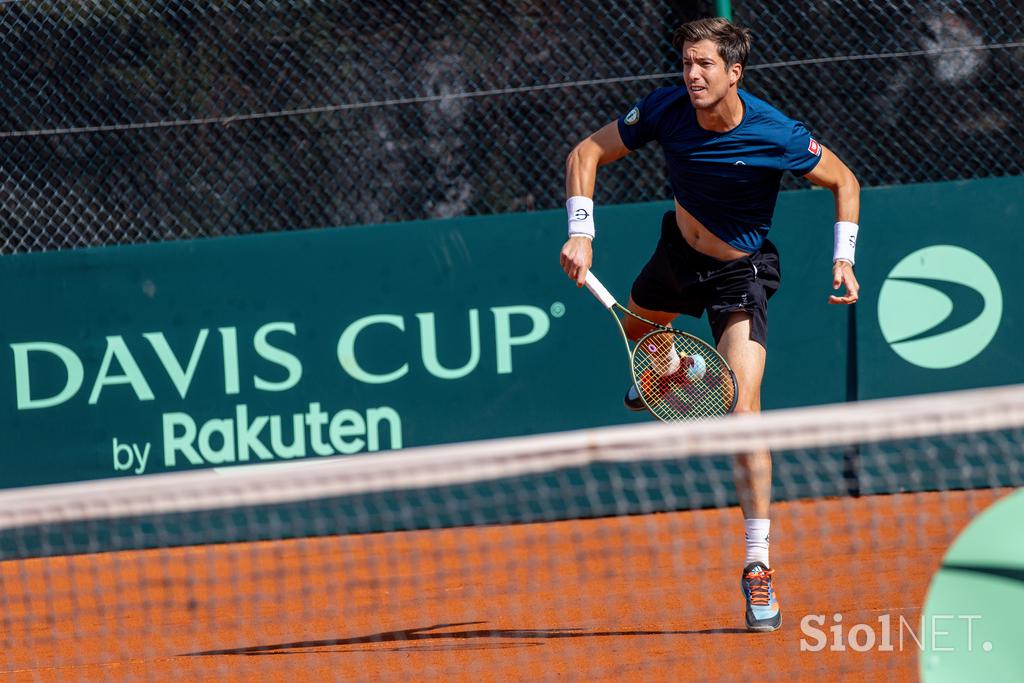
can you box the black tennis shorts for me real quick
[630,211,781,348]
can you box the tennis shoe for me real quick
[625,366,690,413]
[741,561,781,632]
[624,381,647,411]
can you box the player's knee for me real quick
[622,318,648,341]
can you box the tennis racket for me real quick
[583,271,738,422]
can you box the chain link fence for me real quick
[1,0,1021,254]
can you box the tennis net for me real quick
[1,385,1022,681]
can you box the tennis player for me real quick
[558,17,860,632]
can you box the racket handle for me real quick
[584,271,617,309]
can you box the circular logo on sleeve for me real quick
[624,107,640,125]
[877,245,1002,369]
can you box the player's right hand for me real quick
[560,236,593,287]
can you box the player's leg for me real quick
[716,311,780,632]
[716,312,770,518]
[623,210,694,411]
[623,297,678,340]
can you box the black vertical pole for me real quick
[843,304,861,496]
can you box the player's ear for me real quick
[729,63,743,86]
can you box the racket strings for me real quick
[632,332,735,421]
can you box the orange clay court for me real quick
[0,487,1008,682]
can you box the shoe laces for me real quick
[745,567,775,606]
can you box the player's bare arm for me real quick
[560,122,632,286]
[804,145,861,305]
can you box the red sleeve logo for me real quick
[808,138,821,156]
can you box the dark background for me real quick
[1,0,1021,253]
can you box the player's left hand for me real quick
[829,261,859,305]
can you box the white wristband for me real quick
[833,221,858,265]
[567,196,595,240]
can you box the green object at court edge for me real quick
[716,0,733,21]
[920,489,1024,682]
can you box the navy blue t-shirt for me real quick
[617,87,822,252]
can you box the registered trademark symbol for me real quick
[550,302,566,318]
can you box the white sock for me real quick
[653,344,681,376]
[744,518,770,567]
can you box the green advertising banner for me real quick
[855,176,1023,399]
[1,188,846,489]
[3,176,1021,558]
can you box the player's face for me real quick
[682,40,739,109]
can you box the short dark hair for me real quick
[672,17,752,69]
